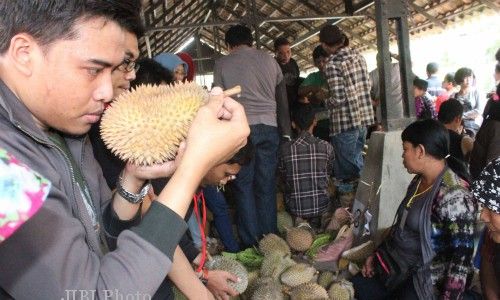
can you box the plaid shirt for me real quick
[324,47,374,135]
[278,131,334,218]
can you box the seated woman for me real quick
[352,119,477,300]
[471,157,500,300]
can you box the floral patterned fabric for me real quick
[0,148,50,242]
[472,157,500,213]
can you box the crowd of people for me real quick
[0,1,499,300]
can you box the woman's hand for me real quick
[361,255,375,278]
[205,270,239,300]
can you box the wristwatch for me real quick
[116,174,151,204]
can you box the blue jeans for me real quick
[203,186,240,253]
[232,124,279,247]
[331,127,367,180]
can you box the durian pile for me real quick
[173,208,376,300]
[100,82,208,165]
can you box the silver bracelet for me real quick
[116,174,151,204]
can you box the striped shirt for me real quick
[278,131,334,217]
[324,47,375,135]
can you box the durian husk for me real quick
[341,240,375,263]
[277,211,294,236]
[290,282,329,300]
[286,227,314,252]
[100,82,207,165]
[328,280,355,300]
[259,233,291,256]
[280,263,317,287]
[207,256,249,293]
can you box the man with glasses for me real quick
[0,1,249,298]
[89,31,140,190]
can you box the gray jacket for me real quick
[0,80,187,299]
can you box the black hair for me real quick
[274,37,290,51]
[413,77,428,91]
[131,58,173,88]
[496,48,500,62]
[484,84,500,121]
[438,99,463,124]
[495,64,500,74]
[292,104,316,130]
[443,73,455,84]
[227,139,254,166]
[225,24,253,48]
[402,119,469,181]
[319,25,349,47]
[0,0,143,54]
[454,67,473,85]
[312,45,328,61]
[426,62,438,75]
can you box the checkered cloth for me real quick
[472,157,500,213]
[324,47,374,135]
[278,132,334,218]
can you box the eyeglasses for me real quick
[116,59,140,73]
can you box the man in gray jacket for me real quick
[0,1,249,299]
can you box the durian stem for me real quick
[223,85,241,97]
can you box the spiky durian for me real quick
[259,233,291,257]
[206,256,249,293]
[277,211,293,235]
[341,240,375,263]
[328,280,354,300]
[317,271,336,289]
[290,282,329,300]
[280,263,317,287]
[286,227,314,252]
[100,82,207,165]
[251,278,284,300]
[260,252,296,280]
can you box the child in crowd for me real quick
[278,104,334,229]
[435,72,456,113]
[413,77,437,120]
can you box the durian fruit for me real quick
[286,227,314,252]
[259,233,291,256]
[260,252,296,280]
[251,278,284,300]
[341,240,375,263]
[290,283,329,300]
[326,207,351,231]
[328,280,355,300]
[100,82,207,165]
[206,256,248,293]
[338,258,350,271]
[317,271,336,289]
[277,211,293,235]
[280,263,317,287]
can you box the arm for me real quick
[276,79,292,137]
[324,62,346,107]
[0,88,249,299]
[437,188,477,300]
[169,247,214,300]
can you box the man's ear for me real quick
[7,33,38,76]
[291,121,296,130]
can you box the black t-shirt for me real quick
[277,58,300,110]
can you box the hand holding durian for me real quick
[101,82,247,167]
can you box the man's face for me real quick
[276,44,292,65]
[321,43,336,55]
[413,86,424,97]
[28,18,126,135]
[111,31,139,99]
[314,56,327,73]
[173,64,186,83]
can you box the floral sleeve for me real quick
[0,148,51,242]
[434,185,477,300]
